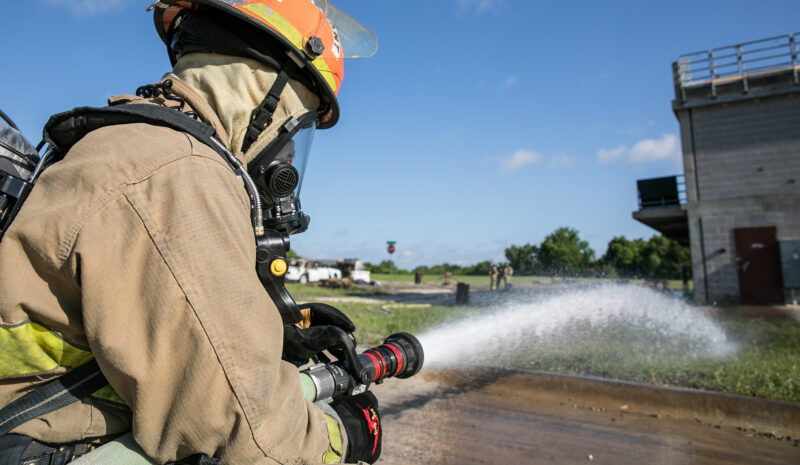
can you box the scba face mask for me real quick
[249,112,317,236]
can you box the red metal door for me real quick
[734,226,784,304]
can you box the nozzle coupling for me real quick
[300,332,425,403]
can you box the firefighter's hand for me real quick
[282,303,356,366]
[332,392,382,464]
[282,325,346,366]
[298,302,356,333]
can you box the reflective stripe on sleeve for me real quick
[0,320,94,377]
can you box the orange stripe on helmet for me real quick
[235,0,343,94]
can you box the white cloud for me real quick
[597,134,680,164]
[550,154,574,167]
[502,75,519,89]
[44,0,125,16]
[629,134,678,162]
[498,149,543,174]
[597,146,627,164]
[455,0,507,14]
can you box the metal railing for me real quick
[676,33,799,97]
[637,175,686,209]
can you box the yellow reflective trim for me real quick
[311,56,338,93]
[240,4,304,50]
[322,413,344,463]
[238,3,339,93]
[0,321,94,377]
[91,384,129,409]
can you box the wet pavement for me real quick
[372,368,800,465]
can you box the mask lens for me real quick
[251,115,317,235]
[289,123,315,198]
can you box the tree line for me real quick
[364,227,691,280]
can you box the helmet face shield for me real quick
[321,2,378,59]
[250,113,317,235]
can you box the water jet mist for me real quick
[419,284,737,372]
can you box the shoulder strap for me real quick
[0,360,105,436]
[43,103,225,161]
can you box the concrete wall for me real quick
[677,91,800,304]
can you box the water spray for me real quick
[419,284,737,370]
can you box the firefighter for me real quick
[0,1,379,464]
[503,264,513,289]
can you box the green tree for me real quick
[601,235,690,279]
[537,227,595,276]
[462,260,491,276]
[601,236,644,277]
[504,244,539,275]
[364,260,408,274]
[641,235,690,279]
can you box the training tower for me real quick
[634,33,800,305]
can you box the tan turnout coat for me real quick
[0,82,330,464]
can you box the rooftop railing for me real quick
[675,33,799,100]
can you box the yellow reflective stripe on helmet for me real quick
[240,4,304,50]
[0,321,94,377]
[91,384,129,409]
[239,3,339,94]
[311,56,338,94]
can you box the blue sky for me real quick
[2,1,797,267]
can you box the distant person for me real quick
[504,264,514,289]
[497,265,505,290]
[490,264,499,290]
[681,264,690,293]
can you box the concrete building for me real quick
[634,33,800,305]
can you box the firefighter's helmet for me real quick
[150,0,377,129]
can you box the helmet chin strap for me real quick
[241,69,290,153]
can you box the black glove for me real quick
[282,303,356,366]
[298,302,356,332]
[333,392,382,464]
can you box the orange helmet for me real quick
[150,0,376,130]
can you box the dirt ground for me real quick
[371,368,800,465]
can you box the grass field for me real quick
[287,284,798,402]
[371,273,543,287]
[285,282,385,297]
[370,273,693,291]
[506,317,800,402]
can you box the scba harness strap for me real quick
[43,103,223,160]
[0,360,105,437]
